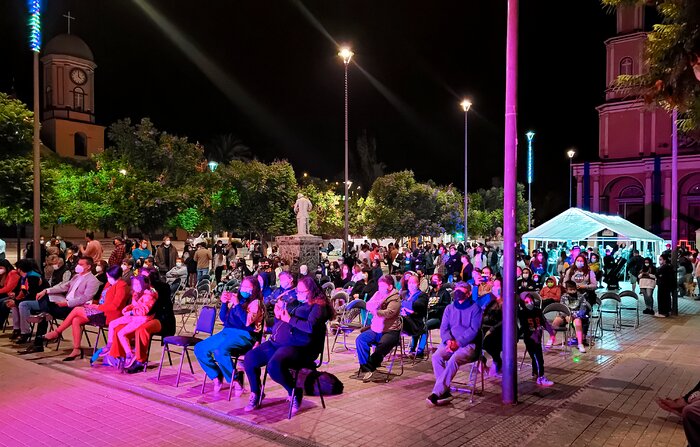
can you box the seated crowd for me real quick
[2,235,683,414]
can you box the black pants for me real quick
[524,338,544,377]
[215,266,224,284]
[35,303,71,346]
[482,326,502,371]
[658,287,672,316]
[243,340,314,395]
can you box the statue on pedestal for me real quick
[294,193,313,235]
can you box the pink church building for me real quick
[572,5,700,244]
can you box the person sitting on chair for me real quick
[548,280,591,353]
[243,276,334,414]
[426,286,483,406]
[400,274,428,359]
[195,276,264,395]
[355,274,402,382]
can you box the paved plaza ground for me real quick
[0,281,697,447]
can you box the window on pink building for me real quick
[620,57,633,76]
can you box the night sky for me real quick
[2,1,618,223]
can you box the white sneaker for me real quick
[653,314,667,318]
[577,344,586,353]
[537,376,554,387]
[213,377,223,393]
[545,339,554,349]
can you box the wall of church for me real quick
[42,118,104,158]
[598,104,672,159]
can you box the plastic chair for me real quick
[157,305,216,387]
[618,290,640,328]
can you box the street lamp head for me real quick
[118,169,127,176]
[303,172,308,177]
[567,149,576,159]
[207,160,219,172]
[338,47,354,64]
[526,131,535,141]
[460,99,472,112]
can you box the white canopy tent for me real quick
[522,208,664,258]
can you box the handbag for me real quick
[84,306,106,327]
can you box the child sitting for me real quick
[547,280,591,353]
[539,276,561,308]
[518,294,555,387]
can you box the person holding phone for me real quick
[194,276,264,394]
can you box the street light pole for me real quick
[339,47,353,254]
[526,131,534,232]
[460,99,472,241]
[29,0,42,261]
[502,0,519,406]
[567,149,576,209]
[671,108,678,315]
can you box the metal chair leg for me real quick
[156,343,168,381]
[185,347,195,375]
[175,348,186,387]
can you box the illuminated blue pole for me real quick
[526,131,534,233]
[29,0,42,261]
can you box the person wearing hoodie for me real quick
[518,294,555,387]
[517,267,537,295]
[426,285,483,406]
[539,276,561,308]
[638,257,657,315]
[356,274,402,381]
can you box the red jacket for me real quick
[0,270,20,296]
[539,277,561,301]
[98,279,130,324]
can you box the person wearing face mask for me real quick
[539,276,562,308]
[94,274,157,367]
[155,236,179,276]
[18,257,101,353]
[265,271,297,329]
[165,257,188,289]
[43,266,129,361]
[563,255,598,307]
[120,258,135,282]
[131,239,152,265]
[638,257,657,315]
[244,276,335,414]
[401,275,429,359]
[0,259,22,339]
[517,267,537,295]
[44,255,69,286]
[108,238,126,267]
[355,275,402,382]
[518,294,555,387]
[195,276,264,395]
[79,232,104,264]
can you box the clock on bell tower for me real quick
[40,23,104,158]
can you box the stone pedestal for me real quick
[276,234,322,275]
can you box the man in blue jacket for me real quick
[426,285,483,406]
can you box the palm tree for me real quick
[205,133,253,163]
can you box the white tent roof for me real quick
[522,208,663,242]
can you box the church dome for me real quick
[44,34,94,61]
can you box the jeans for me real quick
[194,327,253,382]
[641,287,654,310]
[431,343,478,396]
[243,340,313,395]
[355,329,400,371]
[524,338,544,377]
[18,300,42,334]
[410,334,428,353]
[197,268,209,283]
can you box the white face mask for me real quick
[141,244,148,249]
[0,268,5,275]
[176,262,182,267]
[121,264,129,272]
[164,241,171,246]
[95,266,103,273]
[107,276,117,285]
[575,261,585,268]
[74,265,85,274]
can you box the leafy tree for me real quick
[299,184,343,237]
[364,171,464,239]
[602,0,700,130]
[205,133,253,163]
[467,184,529,238]
[353,130,386,189]
[0,92,33,157]
[215,160,297,241]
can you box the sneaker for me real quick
[290,388,303,415]
[545,339,554,349]
[426,393,439,406]
[124,353,137,369]
[213,377,223,393]
[436,391,453,404]
[642,308,654,315]
[653,313,667,318]
[244,393,261,412]
[126,361,145,374]
[577,344,586,353]
[414,350,425,359]
[14,334,31,345]
[232,372,244,397]
[537,376,554,387]
[362,371,374,382]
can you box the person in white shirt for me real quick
[0,238,6,260]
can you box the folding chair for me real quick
[82,323,108,356]
[618,290,640,328]
[542,303,572,354]
[330,299,366,352]
[174,288,199,334]
[157,305,216,387]
[520,291,542,308]
[596,292,622,334]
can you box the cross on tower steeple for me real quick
[63,11,75,34]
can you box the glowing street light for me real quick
[207,160,219,172]
[567,149,576,208]
[118,169,127,175]
[303,172,308,177]
[526,131,535,232]
[460,98,472,241]
[339,46,353,253]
